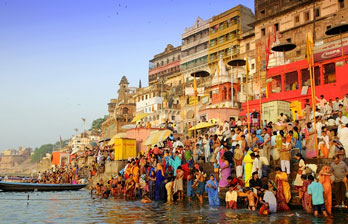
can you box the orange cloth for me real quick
[320,144,329,158]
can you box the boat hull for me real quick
[0,181,87,192]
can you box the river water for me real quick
[1,190,348,224]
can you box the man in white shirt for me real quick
[251,153,259,174]
[261,128,271,162]
[316,94,327,110]
[324,103,332,118]
[336,111,348,134]
[333,97,341,111]
[316,118,323,137]
[231,129,237,150]
[338,124,348,157]
[343,94,348,108]
[173,137,184,152]
[223,126,232,141]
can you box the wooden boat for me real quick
[0,181,87,192]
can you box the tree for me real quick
[90,116,107,131]
[30,139,69,163]
[31,144,54,163]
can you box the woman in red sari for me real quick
[300,175,313,213]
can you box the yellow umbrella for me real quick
[144,129,172,146]
[188,122,216,131]
[131,113,149,123]
[108,133,127,146]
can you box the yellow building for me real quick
[208,5,255,74]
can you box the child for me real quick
[194,171,205,204]
[213,161,219,178]
[187,174,194,202]
[225,185,238,209]
[246,187,258,211]
[141,194,152,204]
[259,201,270,215]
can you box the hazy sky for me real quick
[0,0,254,150]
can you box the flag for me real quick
[60,136,63,147]
[265,30,272,70]
[193,76,198,96]
[245,57,250,80]
[306,32,313,64]
[273,25,277,43]
[266,83,269,99]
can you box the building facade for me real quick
[208,5,255,74]
[148,44,181,85]
[181,17,211,81]
[102,76,137,138]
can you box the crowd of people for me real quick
[88,94,348,218]
[33,165,86,184]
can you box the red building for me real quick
[242,46,348,114]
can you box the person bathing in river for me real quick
[205,174,220,206]
[225,185,238,209]
[245,187,258,211]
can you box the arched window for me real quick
[122,107,129,114]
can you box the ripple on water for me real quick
[0,191,348,224]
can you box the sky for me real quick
[0,0,254,150]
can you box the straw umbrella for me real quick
[325,23,348,56]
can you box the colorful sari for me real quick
[302,180,313,213]
[304,127,316,158]
[276,172,290,211]
[155,165,165,201]
[243,151,253,187]
[319,166,332,214]
[219,160,230,188]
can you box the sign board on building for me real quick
[189,96,198,105]
[185,87,204,96]
[314,37,348,62]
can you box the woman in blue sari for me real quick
[205,174,220,206]
[155,163,164,200]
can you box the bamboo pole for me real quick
[258,57,262,129]
[194,74,197,162]
[246,71,251,146]
[308,53,319,158]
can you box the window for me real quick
[286,38,292,43]
[285,71,298,91]
[246,43,250,51]
[296,50,301,56]
[275,23,279,31]
[186,97,189,104]
[251,63,255,70]
[295,15,300,23]
[271,75,282,93]
[327,26,331,31]
[304,11,310,21]
[261,28,266,36]
[324,63,336,84]
[301,66,320,87]
[261,10,265,16]
[339,0,345,9]
[316,8,320,17]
